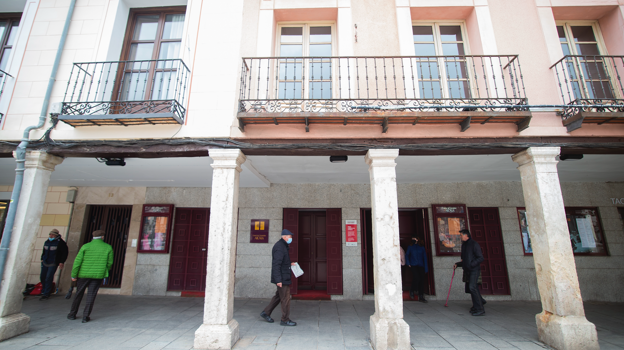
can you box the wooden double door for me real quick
[167,208,209,291]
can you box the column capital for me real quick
[12,151,64,172]
[209,149,246,172]
[512,147,560,168]
[365,149,399,167]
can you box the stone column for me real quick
[194,149,245,350]
[512,147,598,350]
[0,151,63,341]
[365,149,410,350]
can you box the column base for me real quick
[536,311,599,350]
[0,313,30,341]
[194,319,240,350]
[369,313,410,350]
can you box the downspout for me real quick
[0,0,76,287]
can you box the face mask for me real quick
[48,238,55,241]
[286,238,292,244]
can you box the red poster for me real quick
[346,220,357,246]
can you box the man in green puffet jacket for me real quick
[67,230,113,323]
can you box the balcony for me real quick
[551,55,624,132]
[238,55,531,132]
[59,59,190,127]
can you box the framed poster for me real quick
[250,219,269,243]
[565,207,608,256]
[138,204,174,253]
[346,220,357,246]
[432,204,467,256]
[517,208,532,255]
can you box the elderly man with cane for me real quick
[453,229,486,316]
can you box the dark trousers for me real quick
[409,265,426,297]
[263,284,291,322]
[68,278,102,318]
[40,263,58,296]
[465,269,485,312]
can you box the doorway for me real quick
[298,211,327,291]
[361,208,435,296]
[83,205,132,288]
[467,207,510,295]
[167,208,209,291]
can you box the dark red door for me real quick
[468,207,510,295]
[298,212,327,290]
[283,208,299,294]
[167,208,209,291]
[326,208,342,295]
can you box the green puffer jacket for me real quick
[71,239,114,279]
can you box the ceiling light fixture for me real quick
[330,156,348,163]
[558,154,583,161]
[96,157,126,166]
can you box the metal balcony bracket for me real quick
[460,116,471,132]
[273,117,279,125]
[563,111,624,132]
[305,117,309,132]
[516,116,532,132]
[382,117,389,133]
[412,117,420,125]
[343,117,348,126]
[238,118,245,132]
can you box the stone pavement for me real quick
[0,295,623,350]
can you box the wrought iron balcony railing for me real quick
[60,59,190,127]
[238,55,530,132]
[551,55,624,131]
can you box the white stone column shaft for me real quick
[365,149,410,350]
[194,149,245,350]
[0,151,63,341]
[512,147,598,350]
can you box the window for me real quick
[432,204,467,255]
[516,207,608,256]
[557,23,614,100]
[412,23,469,99]
[277,24,333,100]
[118,8,185,101]
[0,15,20,75]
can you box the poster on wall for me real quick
[346,220,357,246]
[138,204,174,253]
[517,208,533,255]
[250,219,269,243]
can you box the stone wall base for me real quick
[0,313,30,342]
[369,313,410,350]
[536,311,599,350]
[194,319,240,349]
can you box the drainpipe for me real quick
[0,0,76,287]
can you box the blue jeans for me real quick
[40,263,58,296]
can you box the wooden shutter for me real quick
[326,208,343,295]
[283,208,299,294]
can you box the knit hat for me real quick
[281,229,293,236]
[49,229,60,237]
[459,229,471,237]
[92,230,106,238]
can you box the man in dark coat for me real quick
[454,229,486,316]
[40,229,69,300]
[260,229,297,326]
[406,236,428,302]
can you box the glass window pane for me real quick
[414,43,436,56]
[310,26,331,43]
[151,71,177,100]
[310,61,331,80]
[158,42,181,63]
[280,44,302,57]
[309,81,331,99]
[576,43,600,56]
[279,61,302,80]
[162,14,185,40]
[0,48,11,71]
[6,22,19,46]
[133,15,159,41]
[561,43,571,56]
[439,26,463,42]
[281,27,303,43]
[448,80,470,98]
[517,209,532,254]
[416,61,439,79]
[565,208,607,255]
[586,81,614,99]
[309,44,331,57]
[435,206,465,214]
[0,22,7,44]
[412,26,434,42]
[419,81,442,99]
[120,72,149,101]
[571,26,597,42]
[128,43,154,68]
[557,26,567,42]
[278,81,302,99]
[445,60,468,79]
[442,43,465,56]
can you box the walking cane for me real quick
[444,268,455,307]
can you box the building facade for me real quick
[0,0,623,349]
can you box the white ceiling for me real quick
[0,153,622,188]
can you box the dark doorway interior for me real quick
[84,205,132,288]
[0,200,8,242]
[467,207,510,295]
[168,208,209,291]
[361,208,435,296]
[298,211,327,291]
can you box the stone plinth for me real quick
[0,151,63,341]
[512,147,598,350]
[365,149,410,350]
[194,149,245,350]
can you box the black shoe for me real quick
[470,307,475,313]
[280,320,297,326]
[471,310,485,316]
[418,296,428,303]
[39,295,49,300]
[409,291,414,300]
[67,314,76,320]
[260,311,274,323]
[482,299,487,305]
[82,317,90,323]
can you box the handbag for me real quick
[291,263,304,278]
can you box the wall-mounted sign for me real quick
[346,220,357,246]
[138,204,174,253]
[250,219,269,243]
